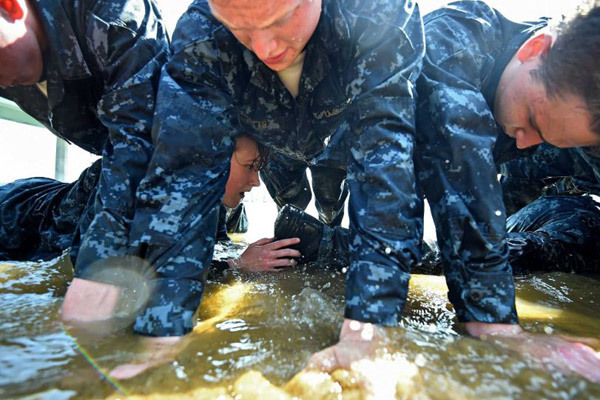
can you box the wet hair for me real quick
[532,5,600,137]
[234,134,271,171]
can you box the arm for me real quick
[74,0,170,276]
[125,3,239,337]
[415,2,517,325]
[309,0,425,370]
[342,0,424,328]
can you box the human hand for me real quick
[230,237,301,272]
[109,336,184,380]
[306,319,382,372]
[62,278,121,323]
[466,322,600,382]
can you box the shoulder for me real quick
[424,1,502,42]
[422,1,504,66]
[326,0,419,29]
[84,0,165,33]
[170,1,230,53]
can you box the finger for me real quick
[110,361,156,380]
[271,258,299,269]
[270,237,301,249]
[306,348,338,373]
[273,248,302,259]
[253,237,275,246]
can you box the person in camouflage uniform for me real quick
[71,0,426,360]
[0,0,169,262]
[417,2,600,278]
[280,1,600,377]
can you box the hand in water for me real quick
[109,336,184,380]
[229,237,301,272]
[306,319,381,372]
[466,322,600,382]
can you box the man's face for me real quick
[0,1,44,88]
[495,35,599,149]
[208,0,321,71]
[223,136,261,208]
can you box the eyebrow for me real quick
[214,2,299,31]
[528,108,549,144]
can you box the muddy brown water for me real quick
[1,244,599,399]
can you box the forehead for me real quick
[209,0,300,29]
[234,136,259,159]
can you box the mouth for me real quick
[264,49,288,65]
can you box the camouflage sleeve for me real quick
[125,5,237,336]
[415,1,518,324]
[75,1,170,273]
[342,0,425,325]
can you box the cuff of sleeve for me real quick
[446,265,518,324]
[133,278,204,337]
[343,260,410,326]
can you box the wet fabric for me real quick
[226,204,249,234]
[119,0,425,336]
[500,144,600,274]
[260,152,348,226]
[0,0,170,264]
[413,1,551,324]
[0,160,101,261]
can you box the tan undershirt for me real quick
[276,51,306,99]
[36,81,48,98]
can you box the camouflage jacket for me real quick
[0,0,170,273]
[415,1,549,324]
[500,144,600,214]
[126,0,425,336]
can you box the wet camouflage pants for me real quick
[260,155,348,227]
[0,159,101,262]
[311,194,600,275]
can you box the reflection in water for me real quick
[0,248,599,399]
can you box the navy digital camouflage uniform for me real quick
[104,0,425,337]
[313,144,600,276]
[0,0,169,261]
[415,2,600,280]
[500,145,600,274]
[260,151,349,226]
[290,3,600,297]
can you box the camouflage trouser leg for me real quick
[316,224,350,270]
[225,203,248,234]
[0,159,101,261]
[215,205,230,242]
[506,194,600,274]
[309,165,348,227]
[260,154,312,212]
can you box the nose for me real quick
[514,128,543,149]
[249,29,277,60]
[249,170,261,188]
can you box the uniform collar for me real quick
[34,0,92,81]
[243,0,339,103]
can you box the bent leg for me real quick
[260,153,311,211]
[0,160,100,261]
[310,164,348,227]
[506,195,600,274]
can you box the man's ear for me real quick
[517,33,553,63]
[0,0,24,20]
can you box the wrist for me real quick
[226,258,240,270]
[340,318,380,342]
[464,321,523,338]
